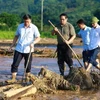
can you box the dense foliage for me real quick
[0,0,100,38]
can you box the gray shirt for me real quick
[56,22,76,44]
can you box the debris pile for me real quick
[0,48,82,58]
[65,67,100,90]
[0,67,100,100]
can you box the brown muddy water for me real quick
[0,56,100,100]
[0,57,82,80]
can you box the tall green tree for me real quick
[0,13,20,30]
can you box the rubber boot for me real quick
[59,65,64,76]
[6,73,17,83]
[25,73,30,82]
[24,73,31,85]
[68,66,73,75]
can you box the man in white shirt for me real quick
[77,19,91,69]
[7,14,40,83]
[86,17,100,71]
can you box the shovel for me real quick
[22,47,32,84]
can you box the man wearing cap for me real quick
[7,14,40,83]
[86,16,100,71]
[77,19,91,69]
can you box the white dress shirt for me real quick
[15,23,40,53]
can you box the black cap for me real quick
[23,14,31,20]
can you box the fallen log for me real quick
[34,68,80,91]
[0,84,15,92]
[28,73,56,94]
[0,85,37,100]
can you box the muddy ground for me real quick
[20,90,100,100]
[0,38,100,100]
[0,38,83,58]
[0,56,100,100]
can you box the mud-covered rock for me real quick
[38,68,79,91]
[65,67,93,89]
[28,73,57,94]
[65,67,82,85]
[79,67,93,89]
[90,71,100,87]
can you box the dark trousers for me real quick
[82,50,90,63]
[57,44,73,75]
[11,50,32,73]
[89,47,100,67]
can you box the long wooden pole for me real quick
[1,85,36,100]
[48,20,83,67]
[22,48,32,82]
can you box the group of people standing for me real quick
[7,13,100,83]
[77,17,100,72]
[52,13,100,76]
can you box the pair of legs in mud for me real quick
[86,47,100,71]
[57,44,73,76]
[7,50,32,83]
[82,50,91,69]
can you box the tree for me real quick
[94,8,100,19]
[0,13,20,30]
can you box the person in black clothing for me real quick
[52,13,76,76]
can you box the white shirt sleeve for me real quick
[34,26,40,38]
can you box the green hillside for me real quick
[0,0,100,33]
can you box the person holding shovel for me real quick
[6,14,40,83]
[52,13,76,76]
[77,19,91,69]
[86,17,100,71]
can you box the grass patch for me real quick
[0,31,15,39]
[40,31,56,38]
[0,31,56,39]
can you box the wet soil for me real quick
[20,90,100,100]
[0,38,83,58]
[0,57,100,100]
[0,38,82,46]
[0,38,100,100]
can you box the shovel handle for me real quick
[48,20,83,68]
[48,20,55,28]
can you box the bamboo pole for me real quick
[48,20,83,67]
